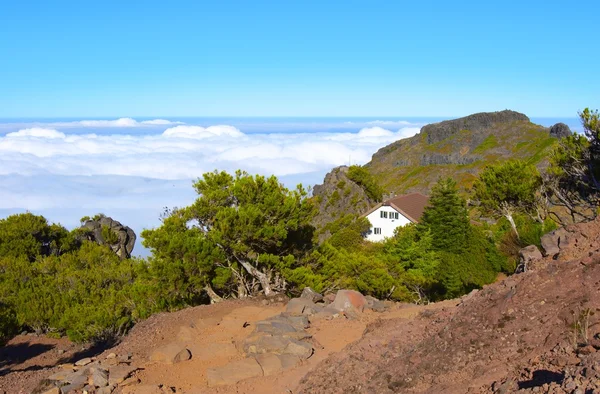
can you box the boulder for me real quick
[254,353,302,376]
[517,245,543,273]
[332,290,367,313]
[108,365,138,386]
[79,216,136,259]
[254,353,283,376]
[89,367,109,387]
[149,343,191,364]
[284,340,313,359]
[243,335,313,359]
[308,306,340,322]
[74,357,93,367]
[365,295,387,312]
[549,123,572,139]
[254,320,310,340]
[206,358,264,387]
[540,228,569,258]
[300,287,323,303]
[96,386,115,394]
[286,298,318,316]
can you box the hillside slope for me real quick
[367,110,569,195]
[298,218,600,393]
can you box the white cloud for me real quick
[0,120,424,255]
[366,120,413,126]
[162,125,245,139]
[357,126,395,138]
[7,128,66,139]
[8,118,185,128]
[140,119,182,125]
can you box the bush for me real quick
[347,165,384,202]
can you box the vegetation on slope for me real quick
[367,110,562,195]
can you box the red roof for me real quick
[362,192,429,223]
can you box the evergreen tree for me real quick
[418,178,470,254]
[472,160,542,239]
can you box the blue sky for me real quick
[0,0,598,117]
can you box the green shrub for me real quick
[347,165,384,202]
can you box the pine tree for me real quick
[418,178,470,254]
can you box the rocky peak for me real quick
[311,166,377,232]
[421,110,530,144]
[549,122,572,139]
[79,216,136,259]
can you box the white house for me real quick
[362,193,429,242]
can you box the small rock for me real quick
[75,357,93,367]
[41,388,60,394]
[97,385,115,394]
[150,343,191,364]
[108,365,138,386]
[332,290,367,313]
[286,298,318,316]
[90,367,109,387]
[106,353,116,359]
[300,287,324,303]
[254,353,283,376]
[206,358,264,387]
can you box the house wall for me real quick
[364,206,412,242]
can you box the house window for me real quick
[380,211,388,219]
[374,228,382,235]
[394,212,399,219]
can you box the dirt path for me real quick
[0,298,455,394]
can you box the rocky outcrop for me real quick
[38,354,139,394]
[79,216,136,259]
[367,110,564,195]
[549,122,572,139]
[421,110,530,144]
[311,166,377,234]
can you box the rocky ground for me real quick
[0,289,451,394]
[2,218,600,394]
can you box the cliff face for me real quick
[311,166,377,231]
[367,110,570,195]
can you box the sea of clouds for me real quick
[0,117,424,255]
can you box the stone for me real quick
[108,365,138,386]
[286,298,318,316]
[284,339,313,359]
[79,216,136,259]
[59,373,87,393]
[365,295,387,312]
[90,367,109,387]
[300,287,323,303]
[549,123,572,139]
[41,388,60,394]
[74,357,93,367]
[254,353,283,376]
[278,354,301,369]
[323,293,336,304]
[309,306,340,322]
[517,245,543,272]
[150,343,191,364]
[97,385,115,394]
[48,370,72,381]
[540,228,568,257]
[332,290,367,313]
[254,320,310,340]
[206,358,264,387]
[106,353,116,359]
[244,334,291,355]
[119,376,140,387]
